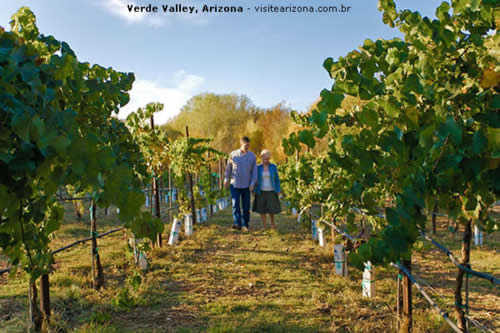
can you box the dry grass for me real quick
[0,202,498,332]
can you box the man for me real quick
[224,136,257,231]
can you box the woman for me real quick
[252,149,281,229]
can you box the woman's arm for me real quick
[274,164,281,193]
[252,163,261,193]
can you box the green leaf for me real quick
[320,90,344,113]
[475,111,500,128]
[472,131,487,154]
[11,111,31,143]
[435,2,450,22]
[358,107,378,127]
[51,136,71,153]
[363,39,375,50]
[394,126,403,141]
[323,58,334,76]
[404,74,423,94]
[406,107,419,128]
[298,130,316,149]
[439,117,462,145]
[0,185,9,213]
[381,99,400,117]
[419,125,435,149]
[351,181,362,198]
[20,62,39,82]
[310,109,328,127]
[342,135,354,146]
[491,95,500,110]
[487,128,500,148]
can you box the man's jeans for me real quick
[230,185,250,228]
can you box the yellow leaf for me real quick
[480,68,500,89]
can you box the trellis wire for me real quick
[418,229,500,285]
[391,262,462,333]
[313,208,495,333]
[0,227,125,275]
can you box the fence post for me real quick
[153,172,161,247]
[401,259,412,332]
[73,200,82,220]
[397,271,402,331]
[186,126,197,224]
[168,168,173,226]
[39,274,50,325]
[150,115,162,248]
[331,218,337,258]
[455,219,472,332]
[218,158,223,192]
[28,280,42,331]
[208,152,213,217]
[160,174,164,203]
[432,199,438,235]
[90,200,104,289]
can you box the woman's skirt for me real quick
[252,190,281,214]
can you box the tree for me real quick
[0,8,160,329]
[167,93,295,162]
[284,1,498,330]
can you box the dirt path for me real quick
[110,210,340,332]
[1,207,498,332]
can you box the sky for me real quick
[1,0,444,124]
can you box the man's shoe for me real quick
[241,227,249,232]
[232,224,241,230]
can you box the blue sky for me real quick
[1,0,444,124]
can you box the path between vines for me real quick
[1,206,499,332]
[118,210,362,332]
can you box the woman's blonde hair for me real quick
[260,149,271,158]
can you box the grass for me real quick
[0,202,499,332]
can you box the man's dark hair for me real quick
[241,136,250,143]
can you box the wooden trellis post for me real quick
[39,274,50,324]
[397,259,412,332]
[186,126,197,224]
[90,200,104,289]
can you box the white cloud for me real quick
[174,70,205,91]
[101,0,146,23]
[117,71,205,124]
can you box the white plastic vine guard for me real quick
[168,218,182,245]
[201,207,208,222]
[334,244,347,276]
[184,214,193,236]
[318,228,325,247]
[311,219,318,240]
[474,225,483,246]
[362,261,374,297]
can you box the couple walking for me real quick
[224,136,281,231]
